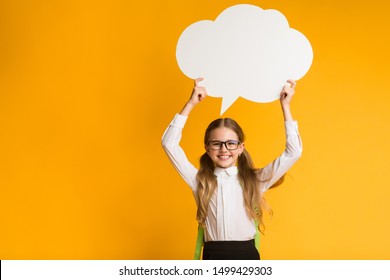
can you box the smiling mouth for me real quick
[218,155,231,160]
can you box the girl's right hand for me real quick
[188,78,207,106]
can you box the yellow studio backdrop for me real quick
[0,0,389,259]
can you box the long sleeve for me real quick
[161,114,199,192]
[259,120,303,192]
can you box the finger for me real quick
[286,79,297,88]
[200,89,208,96]
[198,92,207,102]
[194,77,204,86]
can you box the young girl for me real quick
[161,78,302,260]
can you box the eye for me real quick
[226,140,239,148]
[210,141,222,148]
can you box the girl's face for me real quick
[206,127,244,168]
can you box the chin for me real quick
[216,160,236,168]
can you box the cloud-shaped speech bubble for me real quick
[176,4,313,115]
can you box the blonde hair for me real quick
[196,118,284,233]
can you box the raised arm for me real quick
[161,78,208,192]
[259,80,303,191]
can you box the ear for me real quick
[239,142,245,154]
[205,144,210,155]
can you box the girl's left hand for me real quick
[280,79,296,106]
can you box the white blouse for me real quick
[162,114,302,242]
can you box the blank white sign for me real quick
[176,4,313,115]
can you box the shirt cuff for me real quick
[285,120,299,135]
[169,113,188,129]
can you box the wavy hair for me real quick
[196,118,284,233]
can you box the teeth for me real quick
[219,156,230,160]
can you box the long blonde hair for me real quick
[196,118,284,233]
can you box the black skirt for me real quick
[202,239,260,260]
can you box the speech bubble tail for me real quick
[220,96,238,115]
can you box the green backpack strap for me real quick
[253,207,261,252]
[194,225,204,260]
[254,219,260,251]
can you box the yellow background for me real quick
[1,0,389,259]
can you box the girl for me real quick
[161,78,302,260]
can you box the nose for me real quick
[219,143,228,152]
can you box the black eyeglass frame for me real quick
[207,140,241,150]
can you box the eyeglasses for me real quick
[207,140,241,150]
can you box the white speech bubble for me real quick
[176,4,313,115]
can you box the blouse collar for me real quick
[214,166,238,177]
